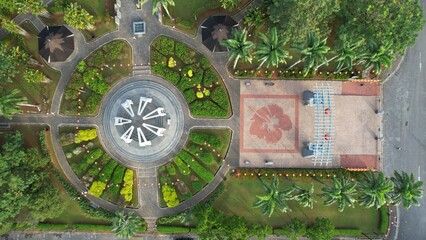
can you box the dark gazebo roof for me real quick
[201,15,238,52]
[38,26,74,63]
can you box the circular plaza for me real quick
[102,80,185,165]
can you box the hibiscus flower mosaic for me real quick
[241,95,299,153]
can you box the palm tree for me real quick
[64,3,94,30]
[0,89,27,119]
[1,19,28,36]
[254,27,291,69]
[391,171,423,209]
[152,0,175,20]
[321,175,357,212]
[318,34,365,72]
[292,184,315,209]
[290,32,330,76]
[253,175,294,217]
[358,171,394,209]
[220,28,254,69]
[361,40,393,75]
[112,211,143,239]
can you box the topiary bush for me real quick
[84,148,103,164]
[120,169,134,202]
[74,129,97,143]
[173,156,191,175]
[89,181,106,197]
[189,132,223,148]
[178,150,214,182]
[187,145,214,165]
[162,185,179,208]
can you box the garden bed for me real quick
[59,127,138,208]
[150,36,231,118]
[158,129,231,207]
[213,174,383,234]
[60,40,132,115]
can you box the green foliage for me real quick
[166,164,176,176]
[391,171,424,209]
[175,42,196,64]
[120,169,134,202]
[23,69,45,84]
[192,181,204,191]
[59,132,75,146]
[190,100,227,118]
[74,129,97,143]
[306,218,335,240]
[244,7,264,28]
[219,0,241,10]
[282,218,307,240]
[98,160,118,183]
[84,148,103,164]
[255,27,291,68]
[333,229,362,236]
[0,89,26,119]
[321,174,357,212]
[379,206,388,233]
[156,226,190,233]
[102,41,124,59]
[189,132,223,148]
[199,56,211,69]
[358,171,394,209]
[83,69,110,94]
[211,87,229,111]
[178,150,214,182]
[64,3,95,30]
[77,61,87,73]
[173,156,191,175]
[89,181,106,197]
[152,36,175,56]
[220,28,254,69]
[187,145,214,165]
[162,185,179,208]
[84,93,102,114]
[112,212,143,239]
[265,0,339,43]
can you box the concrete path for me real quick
[0,0,258,233]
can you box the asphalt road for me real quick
[383,1,426,239]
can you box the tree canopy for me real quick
[0,131,63,234]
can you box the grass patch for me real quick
[60,40,132,115]
[213,176,381,233]
[163,0,252,36]
[158,129,231,207]
[151,36,231,118]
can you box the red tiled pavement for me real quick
[340,154,380,169]
[341,82,380,96]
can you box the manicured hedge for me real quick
[173,156,191,175]
[190,100,227,118]
[120,169,134,202]
[156,225,191,234]
[89,181,106,197]
[189,132,223,148]
[187,145,214,165]
[166,164,176,176]
[84,148,103,164]
[74,129,97,143]
[98,160,118,182]
[380,206,389,233]
[178,150,214,182]
[192,181,204,191]
[162,185,179,208]
[211,87,230,110]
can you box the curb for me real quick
[382,50,406,84]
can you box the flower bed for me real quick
[150,36,231,118]
[59,127,138,207]
[61,40,132,115]
[158,129,231,207]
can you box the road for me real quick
[383,0,426,239]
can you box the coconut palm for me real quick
[358,171,394,209]
[292,184,315,209]
[254,27,291,69]
[253,175,294,217]
[0,89,27,119]
[361,40,393,75]
[112,211,143,239]
[319,34,365,72]
[391,171,423,209]
[290,32,330,76]
[220,28,254,69]
[64,3,94,30]
[321,175,357,212]
[152,0,175,20]
[1,19,28,36]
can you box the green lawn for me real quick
[164,0,252,36]
[213,176,382,233]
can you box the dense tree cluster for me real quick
[0,132,64,234]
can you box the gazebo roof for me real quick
[38,25,74,63]
[201,15,238,52]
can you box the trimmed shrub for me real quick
[98,160,118,182]
[74,129,97,143]
[120,169,134,202]
[83,69,110,95]
[203,69,219,87]
[183,89,196,103]
[173,156,191,175]
[200,56,211,69]
[77,61,86,73]
[84,93,102,114]
[162,185,179,208]
[190,100,227,118]
[84,148,103,164]
[187,145,214,165]
[178,150,214,182]
[189,132,223,148]
[380,206,388,233]
[175,42,196,64]
[102,41,123,59]
[166,164,176,176]
[156,226,190,234]
[152,37,175,56]
[211,87,230,110]
[89,181,106,197]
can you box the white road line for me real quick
[420,52,422,72]
[418,165,421,181]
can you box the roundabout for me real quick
[102,79,185,166]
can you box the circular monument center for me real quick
[103,80,184,163]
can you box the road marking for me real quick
[418,165,421,181]
[420,53,422,72]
